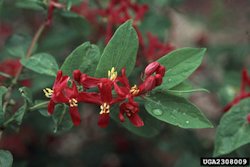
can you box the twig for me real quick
[2,22,47,113]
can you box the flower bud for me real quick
[144,62,160,76]
[73,70,81,83]
[155,74,163,86]
[140,75,156,93]
[156,65,166,77]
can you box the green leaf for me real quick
[157,48,206,90]
[61,42,101,76]
[60,10,81,18]
[0,86,7,109]
[166,82,209,97]
[21,53,59,77]
[214,98,250,156]
[52,104,73,133]
[13,104,27,125]
[110,105,162,137]
[0,150,13,167]
[0,86,8,124]
[15,0,45,11]
[95,20,138,78]
[19,87,33,105]
[144,92,213,129]
[5,34,36,58]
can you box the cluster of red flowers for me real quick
[71,0,175,63]
[142,32,175,63]
[43,62,165,128]
[223,68,250,112]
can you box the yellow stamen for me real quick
[100,103,110,114]
[69,98,78,107]
[108,67,117,81]
[43,88,54,98]
[130,85,139,96]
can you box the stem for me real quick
[29,101,49,112]
[2,22,47,113]
[0,22,48,139]
[0,72,12,79]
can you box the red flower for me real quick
[114,62,165,98]
[119,99,144,127]
[82,78,119,128]
[113,62,165,126]
[43,70,70,115]
[97,0,148,43]
[143,32,175,63]
[44,71,101,126]
[45,62,165,128]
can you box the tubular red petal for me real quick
[139,76,156,94]
[78,92,101,104]
[129,113,144,127]
[53,91,68,103]
[48,100,55,115]
[69,106,81,126]
[73,70,81,83]
[119,68,130,88]
[55,70,63,83]
[114,82,128,98]
[80,74,101,89]
[99,79,113,103]
[98,113,110,128]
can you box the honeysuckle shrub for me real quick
[1,0,250,166]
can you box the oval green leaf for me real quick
[145,92,213,129]
[0,150,13,167]
[95,20,138,78]
[157,48,206,90]
[21,53,59,77]
[214,98,250,156]
[52,104,73,133]
[0,86,7,109]
[60,42,100,76]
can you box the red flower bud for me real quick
[139,75,156,93]
[73,70,81,83]
[144,62,160,76]
[155,74,163,86]
[156,65,166,77]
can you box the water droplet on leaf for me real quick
[152,109,163,116]
[173,109,178,114]
[185,120,189,124]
